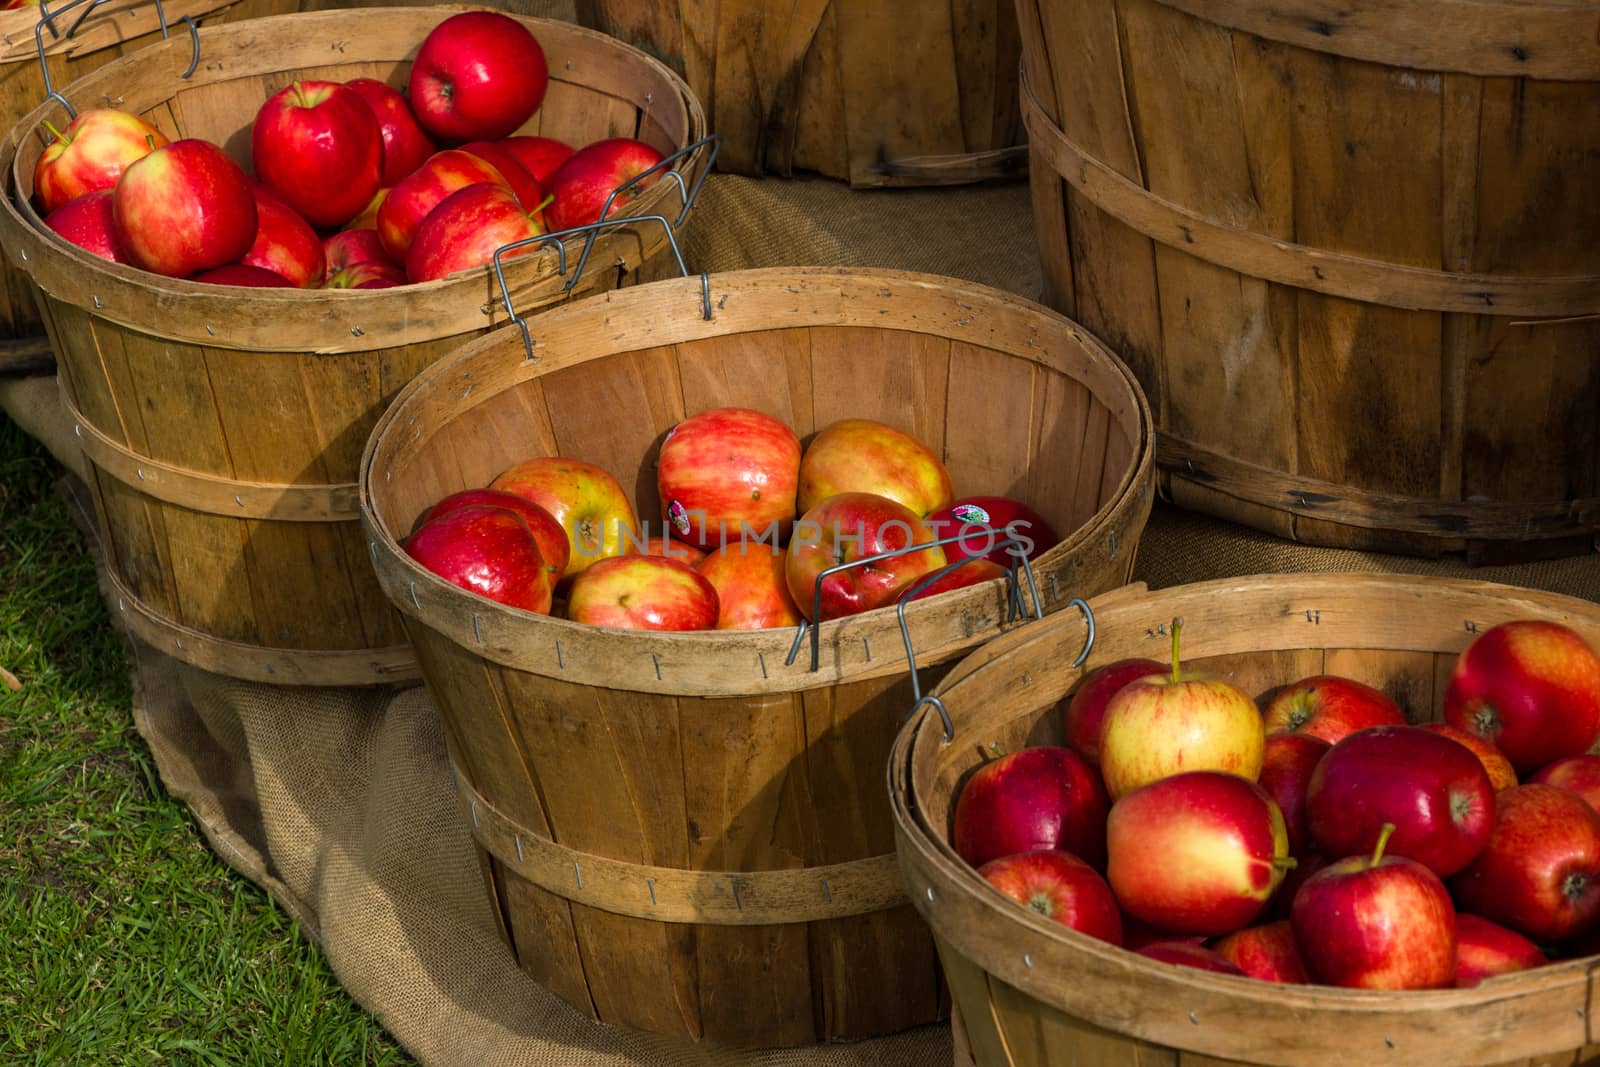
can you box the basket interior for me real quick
[376,317,1142,556]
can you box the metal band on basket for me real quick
[454,772,907,925]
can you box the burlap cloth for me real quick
[7,169,1600,1066]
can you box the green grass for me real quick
[0,415,415,1066]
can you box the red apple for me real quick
[1061,658,1165,767]
[191,264,294,287]
[32,108,168,215]
[344,77,437,186]
[1262,674,1408,745]
[1136,941,1246,975]
[112,139,256,278]
[978,851,1122,946]
[322,229,405,289]
[796,418,953,518]
[695,544,802,631]
[1530,755,1600,812]
[498,134,574,184]
[1210,920,1310,984]
[784,492,946,622]
[43,190,125,263]
[1291,823,1457,990]
[490,457,639,580]
[565,554,717,632]
[404,504,558,614]
[417,488,569,582]
[408,11,549,142]
[459,140,545,214]
[1304,725,1494,878]
[951,746,1110,871]
[1098,619,1264,800]
[240,182,324,289]
[627,534,706,566]
[1269,851,1327,921]
[657,407,801,550]
[251,80,383,229]
[1106,770,1290,936]
[1452,784,1600,943]
[1258,733,1331,858]
[405,182,543,283]
[1444,620,1600,774]
[1420,722,1518,793]
[925,495,1058,568]
[1454,913,1546,988]
[543,137,666,233]
[908,558,1007,601]
[376,148,509,262]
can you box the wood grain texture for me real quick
[577,0,1024,185]
[0,7,709,684]
[1021,0,1600,558]
[894,574,1600,1067]
[359,266,1155,1046]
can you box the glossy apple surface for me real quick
[418,488,568,581]
[322,229,405,289]
[1136,942,1246,975]
[1211,920,1310,983]
[627,534,706,566]
[404,504,557,613]
[1451,783,1600,943]
[1420,722,1518,792]
[241,182,324,288]
[924,495,1058,567]
[490,457,638,580]
[408,11,549,142]
[459,140,545,213]
[1106,771,1290,936]
[1454,913,1546,988]
[251,79,383,229]
[657,407,801,550]
[376,149,509,263]
[43,190,125,263]
[908,558,1006,601]
[543,137,665,232]
[1444,620,1600,774]
[784,492,946,622]
[112,139,257,278]
[344,77,437,186]
[978,851,1122,945]
[1530,755,1600,812]
[1061,658,1164,767]
[191,264,294,287]
[405,181,542,283]
[952,746,1109,870]
[796,418,952,518]
[1305,725,1494,878]
[565,555,718,632]
[1291,828,1457,990]
[695,544,802,630]
[1262,674,1407,744]
[498,134,574,183]
[1258,733,1331,858]
[33,108,167,214]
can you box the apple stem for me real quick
[41,118,64,142]
[529,193,555,218]
[986,743,1007,760]
[1370,822,1396,868]
[1272,856,1298,871]
[1170,616,1183,684]
[145,134,156,151]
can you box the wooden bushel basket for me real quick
[359,265,1154,1045]
[576,0,1026,186]
[892,573,1600,1067]
[0,6,712,685]
[0,0,292,372]
[1017,0,1600,561]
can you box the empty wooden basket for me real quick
[1017,0,1600,560]
[892,573,1600,1067]
[0,6,711,685]
[360,266,1154,1045]
[577,0,1025,186]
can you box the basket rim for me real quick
[0,5,710,353]
[890,571,1600,1067]
[358,265,1157,696]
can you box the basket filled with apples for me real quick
[890,572,1600,1067]
[357,262,1154,1046]
[0,0,282,363]
[0,5,713,685]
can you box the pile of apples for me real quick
[29,12,667,287]
[955,617,1600,991]
[403,407,1061,632]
